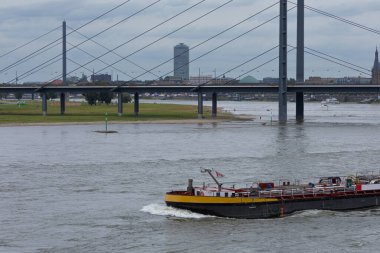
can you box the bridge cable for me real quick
[67,58,93,74]
[288,1,380,36]
[190,45,279,91]
[66,25,159,78]
[114,1,280,88]
[134,3,293,87]
[7,0,159,84]
[13,58,63,84]
[25,0,201,84]
[219,47,297,87]
[50,0,211,84]
[1,41,61,75]
[0,25,61,59]
[10,54,62,83]
[304,46,371,73]
[299,48,371,77]
[3,0,133,82]
[196,40,372,89]
[156,13,281,84]
[66,41,134,79]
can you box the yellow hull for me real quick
[165,193,279,204]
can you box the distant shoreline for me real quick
[0,101,253,126]
[0,115,254,127]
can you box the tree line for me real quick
[1,91,132,105]
[82,92,131,105]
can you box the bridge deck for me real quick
[1,84,380,93]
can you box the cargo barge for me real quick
[165,169,380,219]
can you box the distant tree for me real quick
[98,92,114,105]
[46,92,57,100]
[122,93,132,103]
[14,92,23,100]
[83,93,98,105]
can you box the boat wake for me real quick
[141,203,213,219]
[289,209,327,218]
[289,207,380,218]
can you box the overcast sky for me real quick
[1,0,380,83]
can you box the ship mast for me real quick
[201,168,222,191]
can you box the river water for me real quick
[1,101,380,253]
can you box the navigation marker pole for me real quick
[94,112,117,133]
[105,112,108,132]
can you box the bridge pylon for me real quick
[296,0,304,123]
[278,0,287,124]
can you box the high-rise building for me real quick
[91,74,112,82]
[372,47,380,84]
[173,43,189,80]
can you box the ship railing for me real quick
[258,188,308,198]
[258,186,352,199]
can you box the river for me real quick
[1,101,380,252]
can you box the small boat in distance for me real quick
[322,98,340,104]
[165,169,380,219]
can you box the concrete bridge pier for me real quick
[134,92,139,116]
[42,93,47,116]
[212,92,217,118]
[117,93,123,116]
[296,93,304,122]
[60,92,65,115]
[197,92,203,119]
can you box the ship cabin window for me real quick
[216,192,220,197]
[225,192,228,197]
[231,193,235,197]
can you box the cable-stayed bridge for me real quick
[1,0,380,122]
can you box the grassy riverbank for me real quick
[0,100,236,124]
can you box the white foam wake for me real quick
[289,209,327,218]
[141,203,213,219]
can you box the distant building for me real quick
[189,75,212,85]
[174,43,189,80]
[51,79,63,85]
[337,76,371,84]
[212,76,235,85]
[263,77,279,84]
[372,47,380,84]
[91,74,111,82]
[305,77,337,84]
[163,76,183,84]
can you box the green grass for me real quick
[0,101,233,124]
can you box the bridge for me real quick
[1,83,379,118]
[3,84,380,94]
[1,0,379,122]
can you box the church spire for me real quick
[373,47,379,71]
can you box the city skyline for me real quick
[1,0,380,83]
